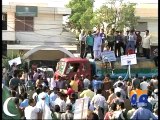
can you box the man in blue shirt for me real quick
[130,106,157,120]
[20,92,29,108]
[92,76,103,94]
[84,31,94,59]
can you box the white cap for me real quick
[154,89,158,93]
[40,93,47,99]
[118,76,122,79]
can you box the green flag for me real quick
[2,84,21,119]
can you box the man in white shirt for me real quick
[54,92,66,112]
[90,89,107,115]
[93,29,102,61]
[142,30,151,59]
[114,82,126,99]
[79,29,86,58]
[140,76,149,90]
[38,87,50,106]
[36,92,52,119]
[113,76,124,88]
[48,77,57,90]
[25,99,40,119]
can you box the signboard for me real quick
[121,54,137,66]
[74,97,89,119]
[16,6,38,17]
[8,57,21,66]
[101,51,116,62]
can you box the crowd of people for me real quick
[79,28,153,61]
[3,64,158,120]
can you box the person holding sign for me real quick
[102,45,114,71]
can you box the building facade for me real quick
[2,2,77,62]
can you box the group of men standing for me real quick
[79,28,152,60]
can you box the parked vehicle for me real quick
[54,58,158,80]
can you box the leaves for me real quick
[67,0,139,31]
[66,0,94,30]
[2,53,27,70]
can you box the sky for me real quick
[3,0,158,8]
[3,0,158,23]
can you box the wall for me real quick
[28,50,68,60]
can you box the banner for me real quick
[8,57,21,66]
[121,54,137,66]
[74,97,89,119]
[101,51,116,62]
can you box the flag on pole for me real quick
[2,84,21,119]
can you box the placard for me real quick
[8,57,22,66]
[121,54,137,66]
[74,97,89,119]
[101,51,116,62]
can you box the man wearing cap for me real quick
[113,76,124,88]
[140,76,149,91]
[36,92,52,119]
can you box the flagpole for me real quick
[128,64,131,79]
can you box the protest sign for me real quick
[121,54,137,66]
[74,97,89,119]
[8,57,21,66]
[101,51,116,62]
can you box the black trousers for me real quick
[115,42,125,57]
[143,48,150,59]
[153,56,158,67]
[84,45,94,59]
[80,41,85,58]
[108,42,114,51]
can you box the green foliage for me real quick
[2,53,27,70]
[66,0,94,30]
[91,0,139,30]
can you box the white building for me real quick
[135,3,158,45]
[2,2,77,62]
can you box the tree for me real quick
[66,0,94,30]
[91,0,139,30]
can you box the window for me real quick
[2,13,7,30]
[15,16,34,31]
[57,61,66,75]
[135,22,147,32]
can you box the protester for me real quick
[100,28,107,52]
[79,30,86,58]
[83,75,91,90]
[106,28,115,51]
[126,29,137,54]
[135,31,142,56]
[153,48,158,67]
[83,30,94,59]
[93,28,102,61]
[142,30,151,59]
[24,98,40,120]
[9,70,21,91]
[79,84,94,100]
[61,104,74,120]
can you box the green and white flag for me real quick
[2,84,21,119]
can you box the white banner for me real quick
[74,97,89,119]
[8,57,22,66]
[101,51,116,62]
[121,54,137,66]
